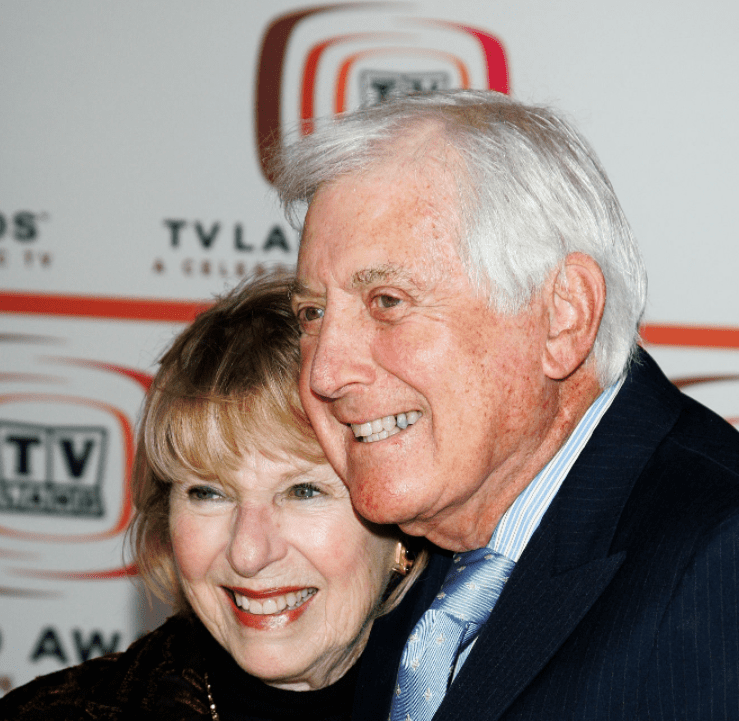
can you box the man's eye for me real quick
[376,294,402,309]
[288,483,322,500]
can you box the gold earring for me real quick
[391,541,414,576]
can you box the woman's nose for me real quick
[226,504,288,578]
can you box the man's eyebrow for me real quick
[289,265,424,299]
[351,264,419,289]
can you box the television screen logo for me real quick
[360,69,450,104]
[255,3,509,183]
[0,335,151,586]
[0,421,108,518]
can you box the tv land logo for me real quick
[360,69,450,104]
[155,218,296,281]
[0,421,108,518]
[0,342,151,585]
[255,3,510,182]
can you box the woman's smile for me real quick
[225,586,317,630]
[227,585,318,615]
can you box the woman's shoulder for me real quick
[0,652,123,720]
[0,614,210,720]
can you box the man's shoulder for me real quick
[611,368,739,557]
[650,395,739,528]
[631,352,739,503]
[609,350,739,479]
[0,614,202,720]
[668,389,739,474]
[564,349,739,557]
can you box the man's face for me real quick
[292,162,560,550]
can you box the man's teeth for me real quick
[233,588,316,615]
[351,411,421,443]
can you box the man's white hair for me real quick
[274,90,647,387]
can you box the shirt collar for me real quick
[488,377,624,562]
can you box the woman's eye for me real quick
[288,483,322,500]
[187,485,224,502]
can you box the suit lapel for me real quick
[434,517,625,720]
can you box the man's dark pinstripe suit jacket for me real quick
[354,350,739,720]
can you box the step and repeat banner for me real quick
[2,0,738,693]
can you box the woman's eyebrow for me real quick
[288,279,323,301]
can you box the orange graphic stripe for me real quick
[17,563,139,581]
[641,323,739,349]
[0,291,210,322]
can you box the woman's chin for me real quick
[222,622,366,692]
[231,650,324,691]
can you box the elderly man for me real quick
[275,91,739,720]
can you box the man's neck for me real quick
[421,372,603,551]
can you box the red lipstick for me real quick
[224,587,315,630]
[229,586,306,600]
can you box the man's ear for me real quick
[542,252,605,381]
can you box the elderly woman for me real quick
[1,274,425,720]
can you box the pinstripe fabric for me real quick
[353,351,739,721]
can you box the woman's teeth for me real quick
[351,411,421,443]
[233,588,316,615]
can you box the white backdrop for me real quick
[2,0,738,693]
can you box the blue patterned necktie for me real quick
[390,548,516,721]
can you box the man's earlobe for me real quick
[542,253,605,381]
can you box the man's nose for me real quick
[226,504,287,578]
[306,306,375,399]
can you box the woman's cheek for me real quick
[170,510,217,582]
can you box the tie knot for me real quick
[430,549,515,625]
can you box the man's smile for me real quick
[350,411,422,443]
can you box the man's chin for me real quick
[347,479,427,529]
[399,512,482,552]
[397,518,435,539]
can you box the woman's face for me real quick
[169,450,397,691]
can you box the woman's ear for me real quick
[542,252,605,381]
